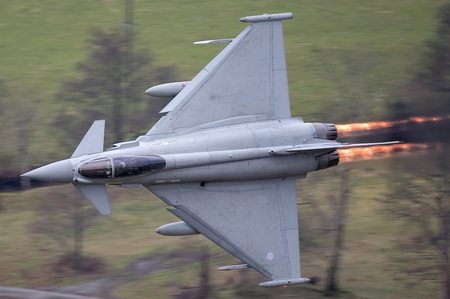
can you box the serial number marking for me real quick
[153,140,178,146]
[154,179,182,184]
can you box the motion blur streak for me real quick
[338,143,441,163]
[336,115,450,133]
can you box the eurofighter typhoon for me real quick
[22,13,399,287]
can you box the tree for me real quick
[299,167,353,295]
[324,168,352,295]
[390,1,450,119]
[0,77,35,189]
[29,186,102,272]
[419,2,450,93]
[198,246,210,299]
[54,27,178,150]
[0,78,8,210]
[381,153,450,299]
[315,49,387,122]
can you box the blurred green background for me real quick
[1,0,449,298]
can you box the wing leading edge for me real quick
[147,12,293,137]
[147,178,306,284]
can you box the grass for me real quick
[296,154,443,299]
[0,0,447,167]
[0,0,449,297]
[0,153,445,298]
[0,0,446,121]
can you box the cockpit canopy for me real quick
[78,155,166,179]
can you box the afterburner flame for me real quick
[338,143,439,163]
[336,115,450,133]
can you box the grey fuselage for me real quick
[72,118,339,186]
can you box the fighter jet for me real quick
[22,12,399,287]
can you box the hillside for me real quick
[0,1,449,298]
[0,0,446,120]
[0,153,446,298]
[1,0,447,168]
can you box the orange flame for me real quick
[336,115,450,133]
[338,143,440,163]
[334,115,448,162]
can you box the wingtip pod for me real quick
[259,278,311,288]
[239,12,293,23]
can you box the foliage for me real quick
[381,152,450,299]
[53,253,106,274]
[0,157,440,298]
[389,1,450,119]
[28,186,103,272]
[314,49,388,122]
[299,168,353,295]
[0,0,446,164]
[53,27,177,150]
[419,2,450,92]
[0,78,36,169]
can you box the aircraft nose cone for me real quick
[21,159,74,183]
